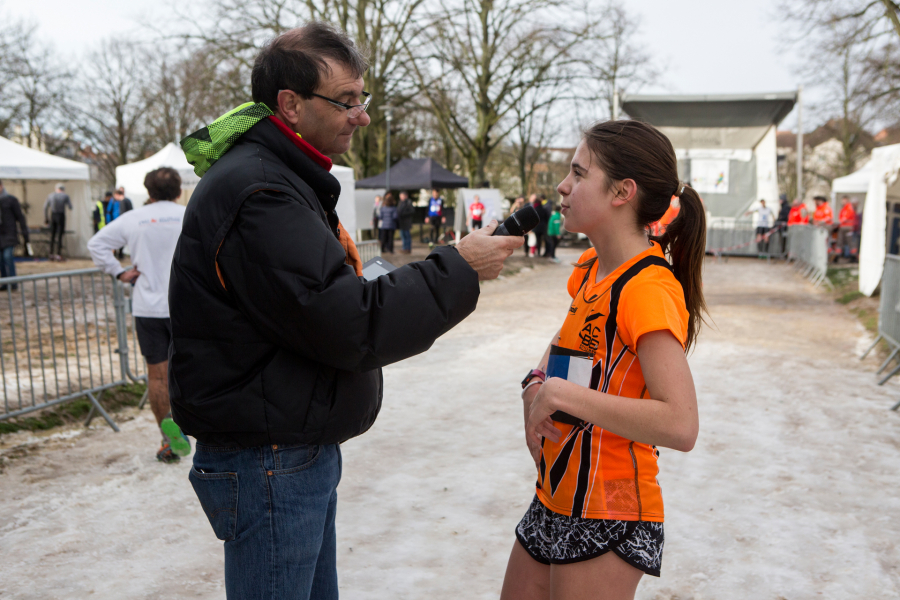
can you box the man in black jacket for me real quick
[170,23,521,600]
[0,180,30,289]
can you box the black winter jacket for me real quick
[0,192,29,249]
[168,119,480,447]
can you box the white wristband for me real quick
[521,379,543,400]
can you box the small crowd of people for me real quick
[509,193,563,261]
[372,188,564,259]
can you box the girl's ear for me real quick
[611,178,638,207]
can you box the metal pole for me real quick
[612,81,620,121]
[796,85,804,203]
[380,106,394,193]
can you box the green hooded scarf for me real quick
[180,102,274,178]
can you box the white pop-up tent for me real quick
[115,143,201,207]
[115,145,358,238]
[859,143,900,295]
[0,136,92,257]
[832,159,873,215]
[331,164,357,239]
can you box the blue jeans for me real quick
[0,246,16,279]
[190,442,342,600]
[400,228,412,252]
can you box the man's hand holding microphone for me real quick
[455,205,540,280]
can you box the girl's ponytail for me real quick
[582,120,709,351]
[651,186,707,351]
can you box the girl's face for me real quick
[557,141,626,235]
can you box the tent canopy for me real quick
[859,143,900,295]
[622,92,798,150]
[116,143,200,206]
[0,136,89,180]
[832,160,873,195]
[355,158,468,190]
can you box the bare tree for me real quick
[0,11,30,138]
[0,10,72,152]
[510,85,561,197]
[10,38,72,152]
[141,46,240,150]
[169,0,426,177]
[587,4,659,120]
[70,40,153,186]
[404,0,593,185]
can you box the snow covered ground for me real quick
[1,249,899,599]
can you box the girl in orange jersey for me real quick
[500,120,705,600]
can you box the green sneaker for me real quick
[160,417,191,457]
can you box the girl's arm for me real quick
[522,330,559,463]
[526,330,699,460]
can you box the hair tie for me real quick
[674,182,686,197]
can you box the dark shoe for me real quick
[156,442,181,463]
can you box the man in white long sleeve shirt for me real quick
[87,167,189,463]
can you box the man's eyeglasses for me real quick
[311,91,371,118]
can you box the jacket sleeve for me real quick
[13,200,28,243]
[86,218,128,278]
[216,191,480,372]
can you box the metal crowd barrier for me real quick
[0,268,147,431]
[861,254,900,410]
[705,220,788,259]
[357,239,381,263]
[786,225,830,289]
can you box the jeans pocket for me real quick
[189,467,238,541]
[273,443,321,475]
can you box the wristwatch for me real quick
[521,369,546,389]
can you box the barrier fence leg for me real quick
[138,388,149,410]
[878,362,900,386]
[84,390,119,432]
[877,346,900,375]
[891,398,900,411]
[861,334,883,360]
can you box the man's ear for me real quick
[611,179,638,207]
[276,90,303,128]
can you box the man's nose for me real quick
[352,111,371,127]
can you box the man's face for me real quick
[400,193,408,200]
[432,190,439,198]
[114,192,124,201]
[292,59,370,156]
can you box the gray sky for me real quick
[6,0,803,128]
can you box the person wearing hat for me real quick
[43,183,71,261]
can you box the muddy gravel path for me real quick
[1,250,898,599]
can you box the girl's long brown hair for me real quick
[581,120,707,350]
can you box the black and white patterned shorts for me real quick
[515,495,664,577]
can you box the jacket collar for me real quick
[242,117,341,215]
[267,116,333,172]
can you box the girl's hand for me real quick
[526,378,566,463]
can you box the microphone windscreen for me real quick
[509,205,541,236]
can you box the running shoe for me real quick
[160,417,191,457]
[156,442,181,463]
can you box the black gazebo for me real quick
[355,158,468,190]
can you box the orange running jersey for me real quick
[839,204,856,228]
[813,203,833,225]
[536,243,688,522]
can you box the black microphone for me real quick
[492,205,541,236]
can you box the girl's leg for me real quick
[549,552,643,600]
[500,540,550,600]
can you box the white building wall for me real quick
[754,125,780,205]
